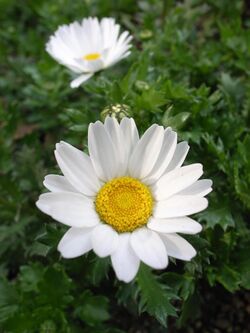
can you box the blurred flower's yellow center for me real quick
[95,177,153,233]
[83,53,101,61]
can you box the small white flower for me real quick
[36,117,212,283]
[46,17,132,88]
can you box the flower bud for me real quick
[101,104,131,121]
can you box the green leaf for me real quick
[0,278,19,322]
[216,265,241,292]
[162,273,195,301]
[233,135,250,209]
[35,224,64,249]
[74,290,110,325]
[135,88,167,112]
[109,81,124,102]
[37,265,73,307]
[19,263,45,292]
[162,106,190,129]
[219,73,245,104]
[233,244,250,289]
[177,292,201,327]
[136,264,177,327]
[198,205,235,230]
[86,257,110,286]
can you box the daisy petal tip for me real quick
[113,266,139,283]
[57,244,64,256]
[70,74,93,89]
[204,198,209,210]
[35,196,49,214]
[190,221,203,234]
[198,223,203,232]
[57,247,71,259]
[42,178,48,189]
[188,249,197,260]
[70,82,78,89]
[55,142,62,151]
[182,247,197,261]
[35,199,40,209]
[120,275,136,283]
[130,229,168,270]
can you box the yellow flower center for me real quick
[95,177,154,233]
[83,53,101,61]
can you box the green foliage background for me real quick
[0,0,250,332]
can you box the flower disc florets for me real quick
[95,177,153,233]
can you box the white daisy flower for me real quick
[36,117,212,283]
[46,17,132,88]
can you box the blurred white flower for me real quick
[36,117,212,283]
[46,17,132,88]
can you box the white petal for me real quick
[68,21,91,55]
[165,141,190,172]
[154,195,208,218]
[88,121,119,181]
[148,217,202,234]
[111,233,140,283]
[101,22,132,67]
[143,128,177,184]
[179,179,213,197]
[104,45,131,67]
[55,141,100,196]
[58,227,93,258]
[116,30,132,47]
[101,18,120,49]
[36,192,100,228]
[160,233,196,260]
[81,17,102,52]
[130,227,168,269]
[153,164,203,200]
[104,117,127,175]
[46,30,82,69]
[128,124,164,179]
[104,43,131,67]
[92,224,119,258]
[55,23,84,57]
[43,175,77,193]
[70,73,93,88]
[120,117,139,158]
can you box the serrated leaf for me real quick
[198,206,235,230]
[136,264,177,327]
[135,88,167,112]
[162,272,195,301]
